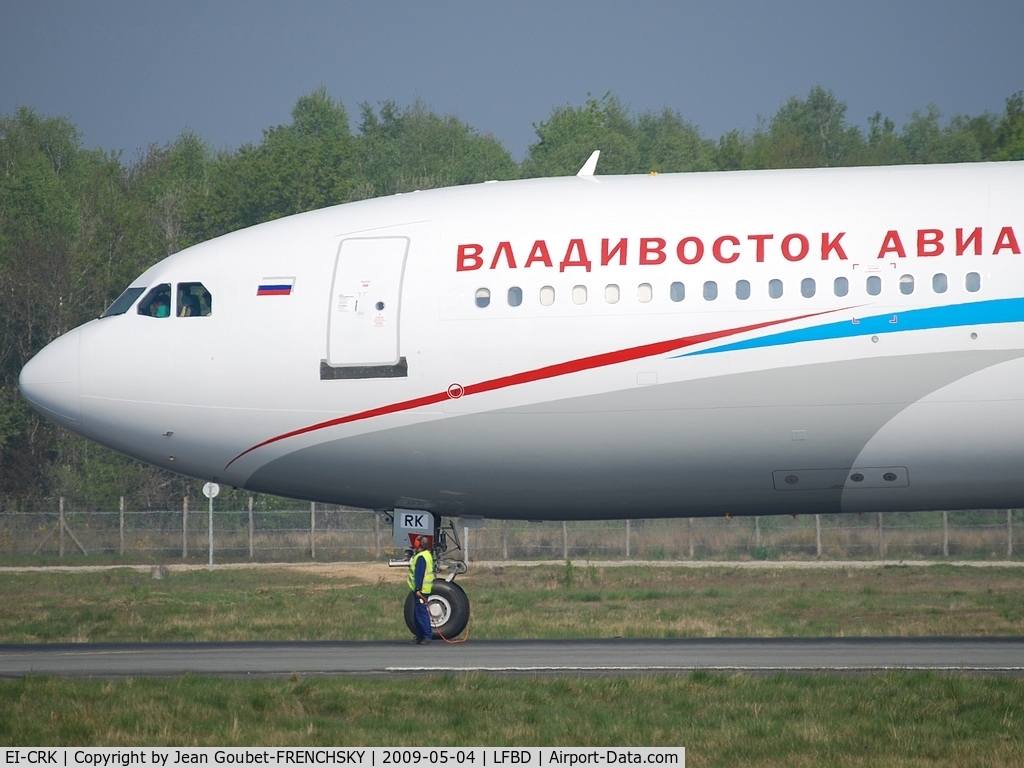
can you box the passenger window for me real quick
[540,286,555,306]
[866,276,881,296]
[899,275,914,295]
[670,282,685,302]
[637,283,653,303]
[572,285,587,305]
[474,288,491,308]
[801,278,816,298]
[605,284,620,304]
[768,279,783,299]
[507,286,523,307]
[833,277,849,297]
[932,273,947,293]
[176,282,212,317]
[703,281,718,301]
[966,272,981,292]
[102,286,146,318]
[735,280,750,300]
[138,284,172,318]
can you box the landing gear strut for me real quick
[387,511,470,640]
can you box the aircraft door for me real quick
[326,237,409,369]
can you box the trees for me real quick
[184,91,519,242]
[994,92,1024,160]
[0,109,123,500]
[523,95,721,176]
[637,108,717,173]
[128,130,211,257]
[523,95,640,177]
[0,107,186,504]
[901,105,983,165]
[745,85,864,169]
[186,89,358,243]
[355,100,518,197]
[3,86,1023,508]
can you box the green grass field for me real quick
[3,563,1024,764]
[2,672,1022,766]
[1,562,1023,642]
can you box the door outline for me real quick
[322,236,410,379]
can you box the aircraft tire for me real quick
[404,580,470,640]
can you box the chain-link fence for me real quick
[459,511,1021,562]
[1,499,1021,563]
[0,499,384,562]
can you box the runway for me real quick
[2,638,1023,678]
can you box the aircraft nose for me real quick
[19,328,82,427]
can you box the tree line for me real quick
[2,85,1022,509]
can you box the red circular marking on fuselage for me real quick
[447,383,464,399]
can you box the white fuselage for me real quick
[19,162,1024,519]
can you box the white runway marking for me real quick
[3,639,1024,678]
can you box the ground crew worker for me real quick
[408,535,434,644]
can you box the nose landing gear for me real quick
[387,512,470,640]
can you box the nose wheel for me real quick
[404,580,470,640]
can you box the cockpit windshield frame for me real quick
[137,284,172,318]
[100,286,146,318]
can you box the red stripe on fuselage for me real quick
[225,308,845,469]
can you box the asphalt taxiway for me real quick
[2,638,1022,678]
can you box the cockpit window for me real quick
[138,284,172,318]
[101,286,146,318]
[177,283,212,317]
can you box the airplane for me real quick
[18,153,1024,639]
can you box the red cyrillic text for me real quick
[917,229,944,257]
[639,238,667,265]
[560,239,592,271]
[525,240,553,268]
[781,233,809,262]
[457,244,484,271]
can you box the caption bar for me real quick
[3,749,684,768]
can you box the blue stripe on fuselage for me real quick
[678,297,1024,358]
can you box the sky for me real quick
[2,1,1022,161]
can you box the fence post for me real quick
[119,496,125,556]
[182,496,188,559]
[248,495,254,559]
[942,511,948,557]
[688,518,694,559]
[625,519,631,558]
[207,492,214,571]
[815,514,822,557]
[502,520,508,560]
[310,502,316,559]
[374,512,381,558]
[562,521,568,559]
[877,512,884,558]
[59,497,65,558]
[754,516,760,549]
[1008,509,1013,557]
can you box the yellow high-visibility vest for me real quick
[407,549,434,594]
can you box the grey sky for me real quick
[2,1,1021,160]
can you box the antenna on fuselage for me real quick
[576,150,600,177]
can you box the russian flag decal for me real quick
[257,277,295,296]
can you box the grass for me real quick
[1,672,1023,766]
[2,563,1024,642]
[3,564,1024,762]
